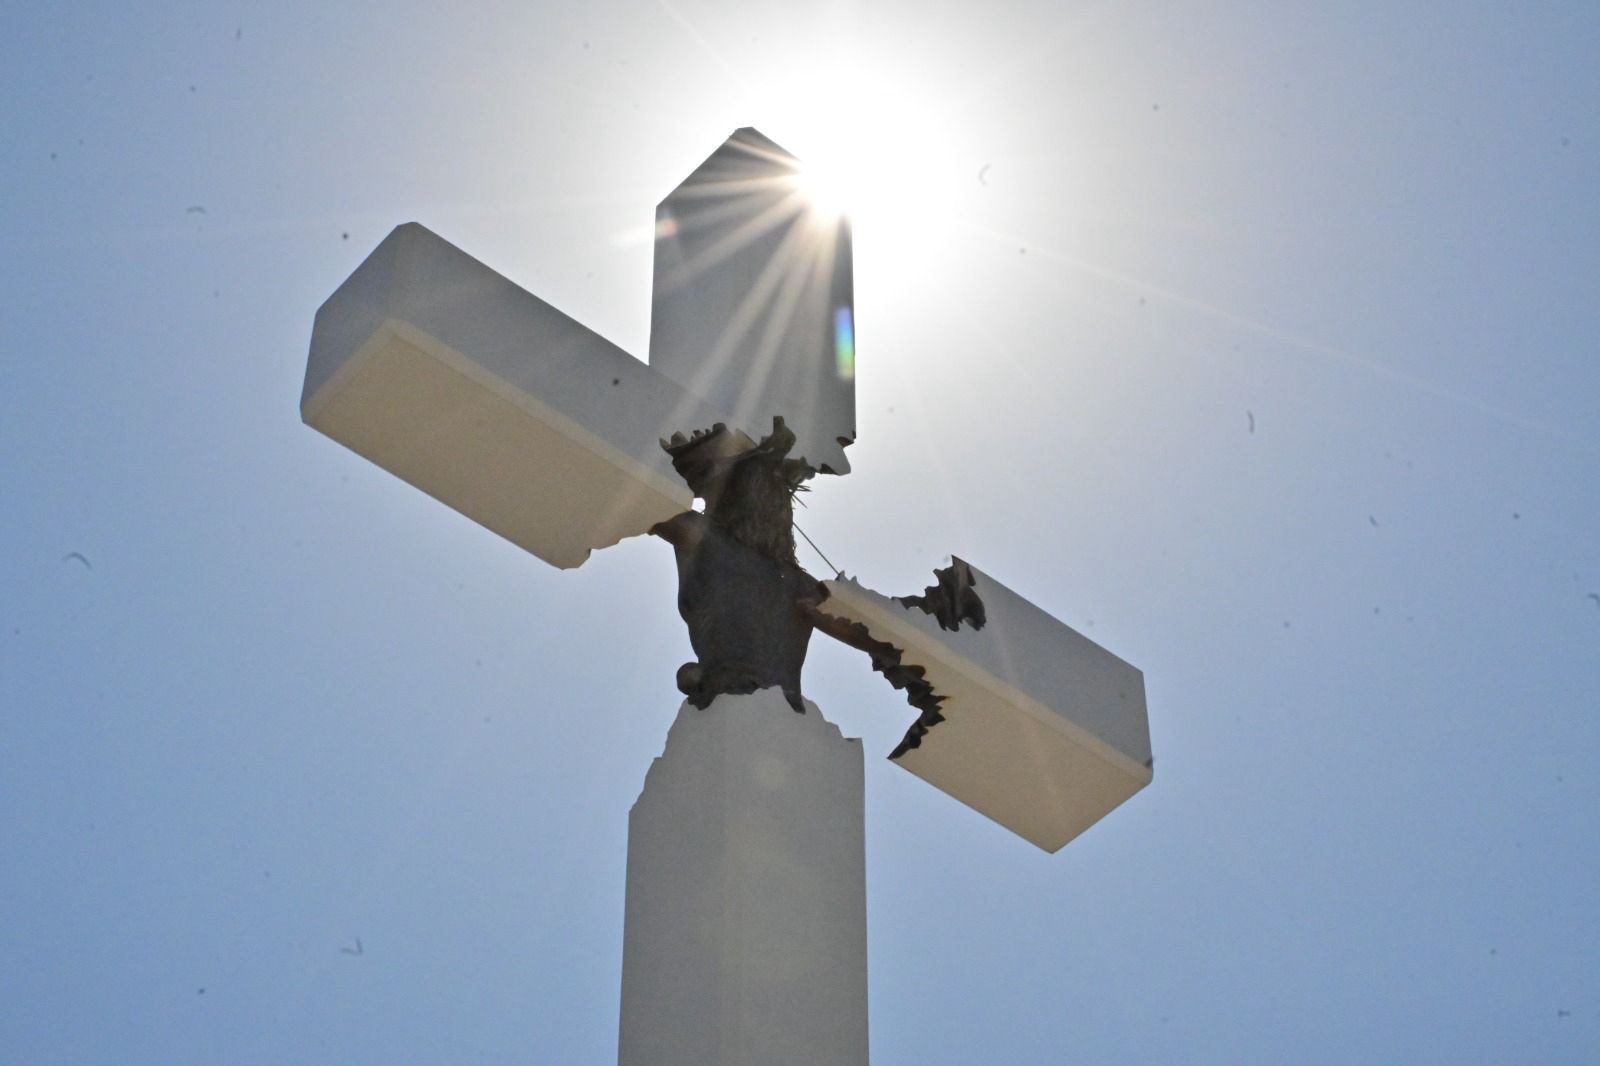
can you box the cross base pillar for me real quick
[618,688,869,1065]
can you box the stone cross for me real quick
[302,128,1152,1066]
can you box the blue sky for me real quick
[3,2,1597,1062]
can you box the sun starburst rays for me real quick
[646,155,852,471]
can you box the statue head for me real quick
[661,417,814,566]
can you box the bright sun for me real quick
[764,69,971,270]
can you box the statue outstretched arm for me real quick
[798,559,986,757]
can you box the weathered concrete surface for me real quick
[619,689,868,1066]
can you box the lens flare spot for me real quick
[834,306,855,381]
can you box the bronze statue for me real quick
[651,418,984,755]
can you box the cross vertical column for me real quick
[618,689,869,1066]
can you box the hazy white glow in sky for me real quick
[775,65,972,272]
[2,3,1597,1065]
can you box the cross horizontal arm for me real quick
[303,223,734,569]
[813,563,1152,852]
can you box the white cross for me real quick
[302,128,1151,1062]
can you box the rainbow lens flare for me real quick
[834,306,855,382]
